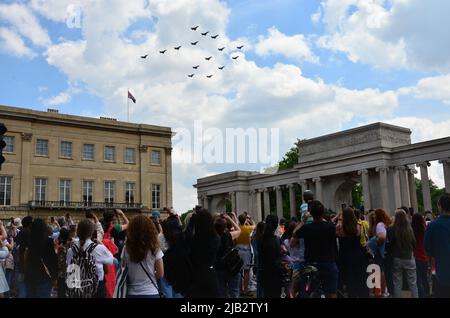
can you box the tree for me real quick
[352,183,363,210]
[278,146,299,171]
[415,178,445,214]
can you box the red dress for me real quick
[102,225,119,298]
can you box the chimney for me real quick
[47,108,59,113]
[100,116,117,121]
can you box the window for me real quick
[83,180,94,205]
[104,181,115,203]
[36,139,49,156]
[104,146,115,161]
[59,179,71,206]
[125,148,136,163]
[151,184,161,209]
[4,136,14,153]
[83,144,94,160]
[151,150,161,165]
[60,141,72,158]
[125,182,135,205]
[0,176,12,206]
[35,178,47,204]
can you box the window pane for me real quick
[125,148,135,163]
[0,176,12,206]
[151,150,161,165]
[4,136,14,153]
[83,180,93,205]
[125,182,135,204]
[104,146,115,161]
[36,139,49,156]
[104,181,115,203]
[151,184,161,209]
[35,178,47,203]
[83,144,94,160]
[60,141,72,158]
[59,179,71,205]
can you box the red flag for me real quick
[128,90,136,103]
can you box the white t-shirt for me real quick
[66,239,113,281]
[124,248,164,296]
[158,233,169,253]
[376,222,386,236]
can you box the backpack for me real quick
[218,247,244,276]
[163,234,194,295]
[66,243,99,298]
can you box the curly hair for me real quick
[375,208,392,226]
[126,215,159,263]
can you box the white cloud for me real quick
[0,3,51,47]
[0,27,36,58]
[400,74,450,105]
[42,92,72,106]
[255,27,319,64]
[317,0,450,72]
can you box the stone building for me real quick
[195,122,450,221]
[0,105,173,221]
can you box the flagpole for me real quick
[127,88,130,122]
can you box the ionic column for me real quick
[288,184,297,218]
[313,177,323,203]
[408,167,419,213]
[439,159,450,193]
[256,190,263,221]
[229,191,236,212]
[263,188,270,216]
[376,167,389,210]
[248,190,255,217]
[392,167,402,209]
[417,162,432,212]
[275,186,283,219]
[299,179,308,201]
[398,166,411,207]
[358,169,371,211]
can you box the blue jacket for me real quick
[425,215,450,287]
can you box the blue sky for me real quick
[1,0,450,212]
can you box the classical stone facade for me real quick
[194,123,450,221]
[0,105,173,221]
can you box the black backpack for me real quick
[163,234,194,295]
[66,243,99,298]
[217,247,244,276]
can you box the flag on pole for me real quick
[128,90,136,103]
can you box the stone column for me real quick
[202,194,209,211]
[408,167,419,213]
[358,169,371,211]
[392,167,402,209]
[256,190,263,221]
[299,179,307,202]
[398,166,411,207]
[19,133,32,205]
[139,145,148,207]
[288,184,297,218]
[376,167,389,211]
[229,191,236,212]
[313,177,323,203]
[417,162,432,212]
[275,186,283,219]
[439,159,450,193]
[248,190,255,217]
[263,188,270,216]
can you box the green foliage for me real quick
[415,178,445,214]
[278,146,299,171]
[180,210,192,224]
[352,183,363,210]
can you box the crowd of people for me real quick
[0,192,449,299]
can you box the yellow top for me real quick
[359,220,369,247]
[235,225,255,246]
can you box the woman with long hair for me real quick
[185,208,221,298]
[214,213,241,298]
[411,213,429,298]
[66,219,114,298]
[387,209,418,298]
[24,219,58,298]
[336,207,369,298]
[368,208,392,297]
[122,215,163,298]
[251,221,265,298]
[257,214,282,298]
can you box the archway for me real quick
[215,197,232,213]
[334,178,360,213]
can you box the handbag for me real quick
[139,262,165,298]
[113,249,128,298]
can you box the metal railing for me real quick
[28,200,143,210]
